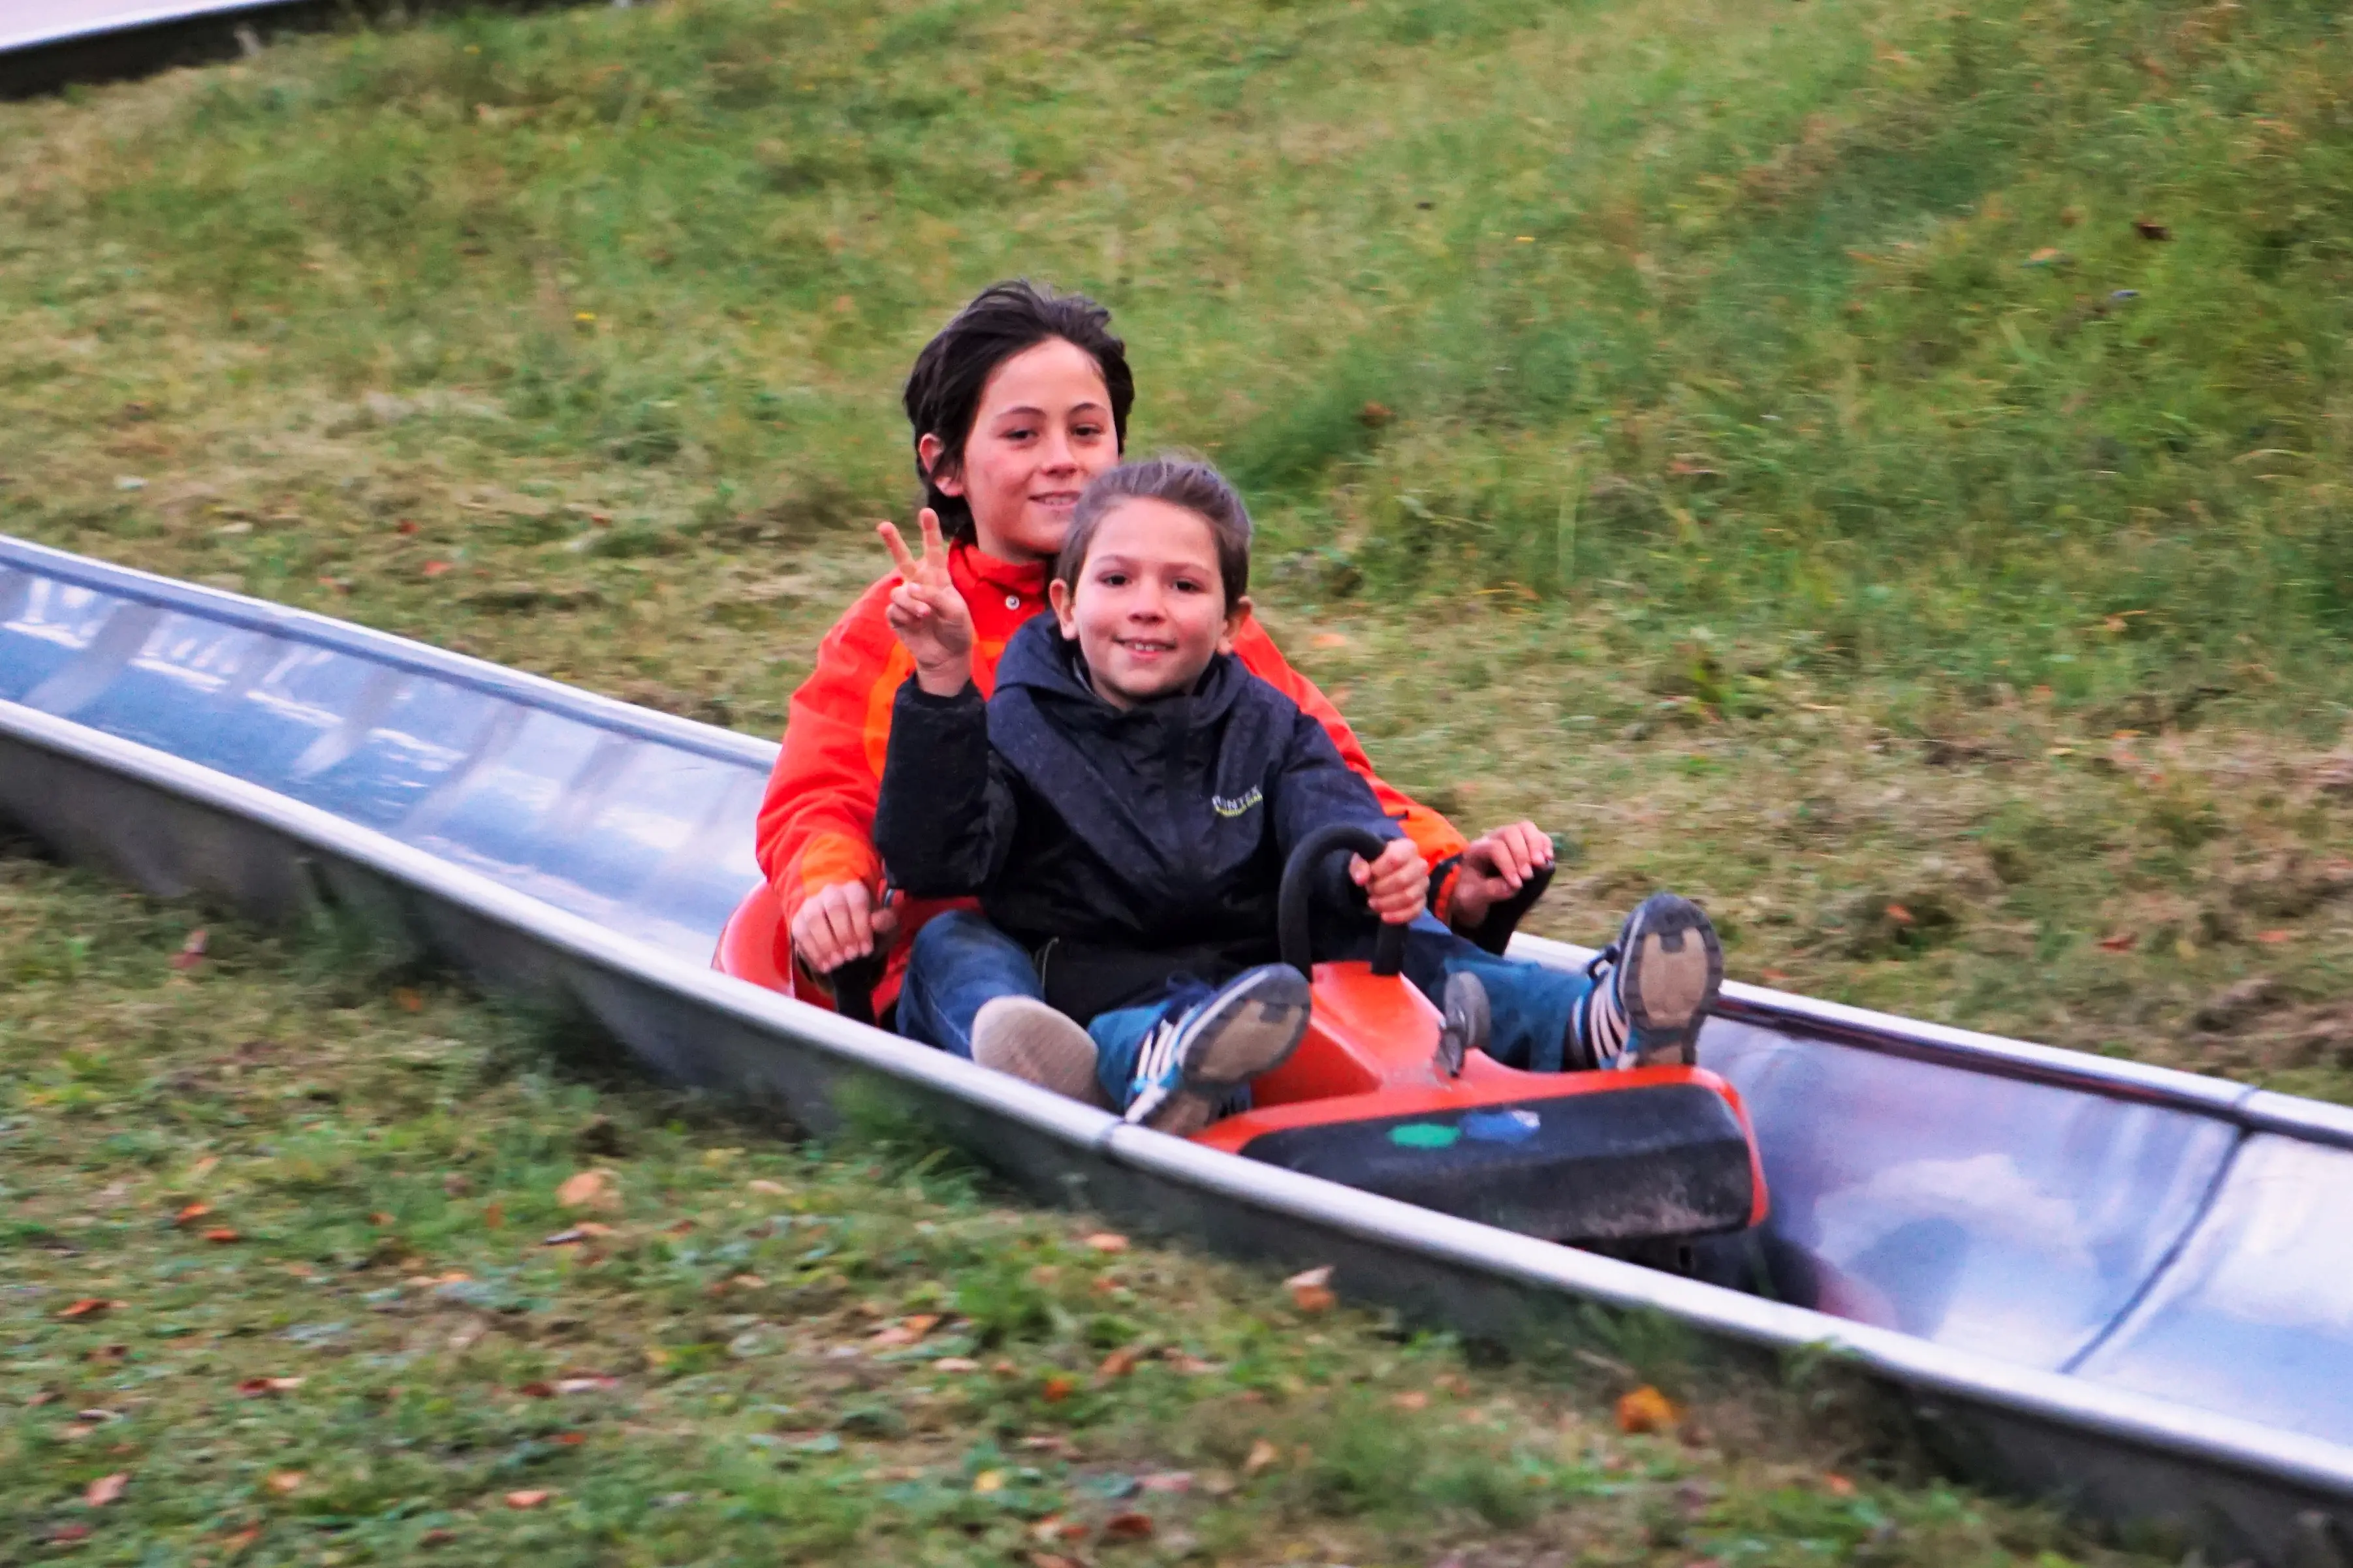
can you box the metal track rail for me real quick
[2,533,2349,1563]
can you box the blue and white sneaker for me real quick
[1574,893,1724,1069]
[1124,965,1312,1135]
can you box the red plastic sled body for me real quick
[714,883,1767,1244]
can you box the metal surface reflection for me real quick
[1700,1018,2240,1369]
[2074,1134,2353,1443]
[0,545,770,963]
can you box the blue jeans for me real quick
[1393,915,1596,1073]
[896,913,1219,1110]
[894,910,1045,1060]
[900,910,1595,1108]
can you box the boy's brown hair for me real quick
[1054,457,1253,610]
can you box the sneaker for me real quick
[1435,971,1490,1078]
[1124,965,1312,1135]
[1574,893,1724,1069]
[971,997,1109,1108]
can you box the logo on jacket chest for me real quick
[1210,785,1264,819]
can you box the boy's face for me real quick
[1049,498,1248,710]
[921,337,1118,565]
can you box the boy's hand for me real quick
[791,879,899,975]
[1447,820,1555,930]
[1350,837,1429,926]
[878,509,975,697]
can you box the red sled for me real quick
[716,824,1766,1246]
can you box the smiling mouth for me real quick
[1115,638,1175,657]
[1032,492,1081,509]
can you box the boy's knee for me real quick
[908,909,991,965]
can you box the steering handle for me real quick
[1278,823,1409,977]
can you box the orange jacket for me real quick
[755,542,1466,1005]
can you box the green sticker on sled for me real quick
[1389,1122,1461,1150]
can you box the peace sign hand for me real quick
[878,508,975,697]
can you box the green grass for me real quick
[0,853,2138,1565]
[1,0,2352,1554]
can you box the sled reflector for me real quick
[1235,1082,1756,1242]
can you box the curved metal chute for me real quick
[3,532,2350,1562]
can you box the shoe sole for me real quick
[1438,971,1489,1076]
[1619,894,1724,1067]
[972,997,1109,1108]
[1146,966,1310,1135]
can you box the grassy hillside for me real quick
[7,0,2353,702]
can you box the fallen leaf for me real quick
[972,1469,1006,1494]
[556,1170,618,1211]
[1310,633,1351,649]
[1140,1470,1193,1493]
[422,560,454,578]
[1823,1472,1857,1496]
[1030,1555,1082,1568]
[266,1470,305,1494]
[2096,931,2138,952]
[221,1524,262,1554]
[174,1202,212,1226]
[554,1375,619,1394]
[518,1381,556,1398]
[50,1524,91,1544]
[748,1179,787,1195]
[204,1227,242,1244]
[552,1432,586,1446]
[170,928,208,971]
[1166,1353,1219,1374]
[88,1343,128,1364]
[1884,903,1915,926]
[934,1356,982,1373]
[236,1376,304,1396]
[29,1390,57,1407]
[1098,1346,1141,1379]
[2134,216,2172,241]
[867,1313,938,1347]
[1358,401,1393,428]
[2258,929,2294,944]
[1101,1511,1156,1541]
[1041,1373,1076,1403]
[84,1472,128,1507]
[1243,1438,1282,1475]
[505,1489,553,1509]
[60,1298,118,1319]
[1286,1265,1336,1313]
[1083,1231,1129,1253]
[393,987,423,1012]
[1391,1390,1429,1411]
[1615,1385,1681,1434]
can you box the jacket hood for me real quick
[995,614,1248,727]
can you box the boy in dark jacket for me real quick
[872,460,1723,1132]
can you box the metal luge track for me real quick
[2,533,2349,1565]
